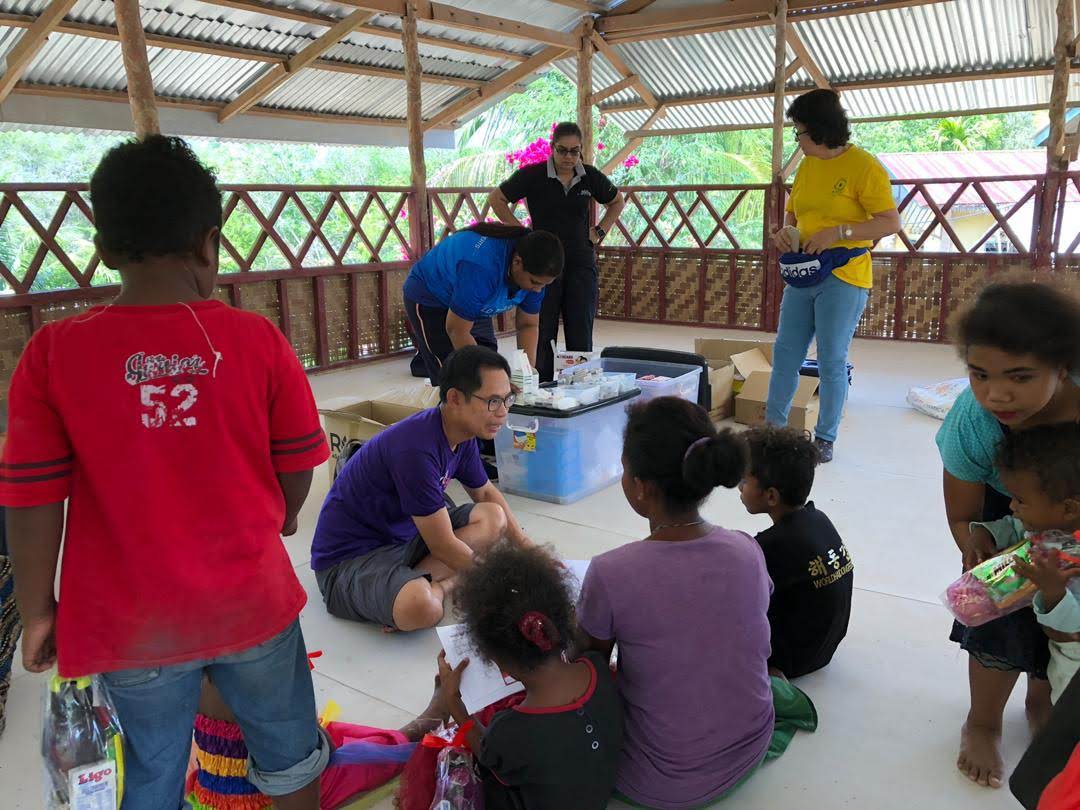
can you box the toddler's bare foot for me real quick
[958,720,1004,788]
[1025,679,1053,734]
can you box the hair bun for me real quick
[682,431,747,491]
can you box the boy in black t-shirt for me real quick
[740,426,853,679]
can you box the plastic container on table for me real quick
[602,372,638,395]
[598,357,702,404]
[561,383,602,405]
[494,389,640,504]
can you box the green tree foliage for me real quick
[0,70,1041,291]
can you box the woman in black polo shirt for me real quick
[488,122,625,382]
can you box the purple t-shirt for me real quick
[310,408,488,570]
[577,527,775,810]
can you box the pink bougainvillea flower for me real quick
[598,116,607,128]
[623,154,640,169]
[597,142,605,151]
[399,209,408,220]
[523,216,532,227]
[399,247,411,261]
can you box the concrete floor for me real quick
[0,321,1035,809]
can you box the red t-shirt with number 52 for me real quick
[0,300,329,677]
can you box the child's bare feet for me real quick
[958,719,1004,788]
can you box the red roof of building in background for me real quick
[875,150,1080,207]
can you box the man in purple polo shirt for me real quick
[311,346,531,632]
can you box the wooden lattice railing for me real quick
[1,173,1078,392]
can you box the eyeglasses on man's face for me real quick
[792,127,809,142]
[554,146,582,157]
[470,393,516,413]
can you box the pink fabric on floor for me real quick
[320,722,410,810]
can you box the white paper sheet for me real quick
[434,559,593,714]
[436,624,524,714]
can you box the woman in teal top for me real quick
[937,279,1080,790]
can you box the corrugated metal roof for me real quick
[0,0,1071,145]
[597,0,1070,132]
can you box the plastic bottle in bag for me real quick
[42,675,125,810]
[430,746,483,809]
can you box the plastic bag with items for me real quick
[42,674,125,810]
[943,530,1080,627]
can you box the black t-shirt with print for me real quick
[755,502,853,678]
[499,161,619,268]
[478,650,623,810]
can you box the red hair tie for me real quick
[518,611,555,652]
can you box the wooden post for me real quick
[577,18,595,163]
[769,0,788,180]
[1037,0,1076,269]
[113,0,160,138]
[402,0,429,257]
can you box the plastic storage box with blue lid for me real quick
[495,388,641,504]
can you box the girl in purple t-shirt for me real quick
[578,397,776,809]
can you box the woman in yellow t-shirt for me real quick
[767,90,900,462]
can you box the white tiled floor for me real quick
[0,322,1036,809]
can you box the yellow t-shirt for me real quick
[786,145,895,289]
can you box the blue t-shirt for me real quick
[310,408,489,570]
[402,231,545,321]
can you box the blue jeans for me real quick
[100,620,328,810]
[765,275,869,443]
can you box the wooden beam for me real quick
[608,0,661,14]
[602,0,948,43]
[784,57,802,81]
[546,0,605,11]
[578,18,595,163]
[335,0,584,48]
[598,0,772,35]
[11,82,413,127]
[770,2,787,178]
[601,104,665,172]
[621,101,1078,138]
[422,3,579,49]
[590,31,658,108]
[403,0,427,259]
[590,74,638,105]
[601,63,1071,114]
[193,0,529,62]
[1048,0,1076,171]
[113,0,160,138]
[0,16,486,87]
[785,25,829,88]
[423,45,568,130]
[219,8,375,123]
[782,146,802,179]
[0,0,79,103]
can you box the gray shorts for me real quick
[315,504,475,629]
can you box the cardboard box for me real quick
[727,346,829,433]
[319,397,423,481]
[736,371,821,433]
[693,338,775,420]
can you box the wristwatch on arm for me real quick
[591,225,606,244]
[839,224,854,240]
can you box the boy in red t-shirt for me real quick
[2,136,330,809]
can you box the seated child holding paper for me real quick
[435,543,622,809]
[981,423,1080,705]
[740,426,853,678]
